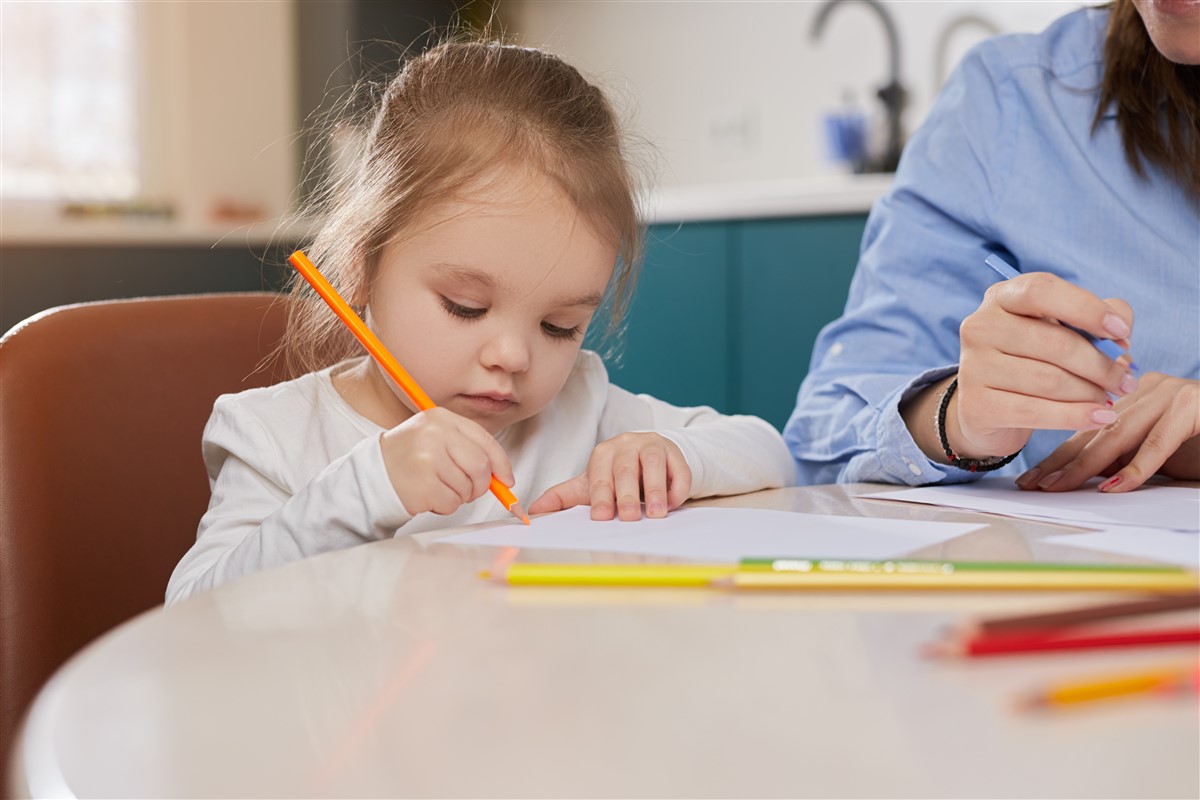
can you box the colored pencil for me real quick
[289,249,529,525]
[725,569,1199,592]
[485,562,1197,589]
[488,564,735,587]
[1019,664,1199,709]
[927,626,1200,658]
[740,558,1184,575]
[965,592,1200,637]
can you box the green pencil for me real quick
[738,558,1185,575]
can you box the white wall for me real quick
[500,0,1098,189]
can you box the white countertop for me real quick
[1,174,892,247]
[642,173,892,224]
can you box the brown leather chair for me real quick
[0,293,290,790]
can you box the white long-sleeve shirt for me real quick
[167,351,795,604]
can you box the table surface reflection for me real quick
[12,484,1200,798]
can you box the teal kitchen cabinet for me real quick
[592,214,867,430]
[591,222,732,413]
[737,215,867,430]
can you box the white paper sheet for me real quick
[859,478,1200,532]
[1042,529,1200,570]
[439,506,984,562]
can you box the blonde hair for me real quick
[282,39,643,375]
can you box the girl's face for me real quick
[1133,0,1200,64]
[364,165,617,436]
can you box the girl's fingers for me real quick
[528,475,590,515]
[639,442,670,518]
[1033,412,1154,492]
[445,437,495,502]
[585,446,617,520]
[454,415,516,487]
[611,447,644,521]
[664,445,693,510]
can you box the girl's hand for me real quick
[528,433,692,521]
[951,272,1136,460]
[379,407,515,516]
[1016,373,1200,493]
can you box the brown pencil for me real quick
[963,592,1200,638]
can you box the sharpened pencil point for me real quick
[509,502,530,525]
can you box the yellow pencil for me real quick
[487,564,734,587]
[1020,664,1199,709]
[724,569,1200,592]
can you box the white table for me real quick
[11,484,1199,798]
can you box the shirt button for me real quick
[902,458,922,477]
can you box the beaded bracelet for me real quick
[935,378,1021,472]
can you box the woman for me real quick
[785,0,1199,493]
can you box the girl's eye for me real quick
[542,321,582,341]
[440,296,485,320]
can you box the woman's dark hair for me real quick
[1093,0,1200,199]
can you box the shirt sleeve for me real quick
[166,401,411,605]
[784,42,1029,487]
[597,384,797,499]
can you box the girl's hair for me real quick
[283,38,643,374]
[1093,0,1200,199]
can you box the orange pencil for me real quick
[288,249,530,525]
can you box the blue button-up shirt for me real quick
[785,7,1200,486]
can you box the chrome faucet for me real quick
[810,0,907,173]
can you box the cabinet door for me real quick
[589,222,731,413]
[736,215,867,430]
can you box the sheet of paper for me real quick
[439,506,984,562]
[1042,529,1200,570]
[858,477,1200,532]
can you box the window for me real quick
[1,1,139,202]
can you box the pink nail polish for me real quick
[1103,313,1131,339]
[1099,475,1122,492]
[1090,409,1117,425]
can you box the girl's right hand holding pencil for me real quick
[380,407,516,517]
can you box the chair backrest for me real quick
[0,293,291,786]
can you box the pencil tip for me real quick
[509,502,530,525]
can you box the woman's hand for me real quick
[1016,373,1200,492]
[379,407,515,516]
[950,272,1137,460]
[528,432,692,520]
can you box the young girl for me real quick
[167,40,795,605]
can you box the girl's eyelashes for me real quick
[441,294,582,341]
[440,296,485,320]
[541,321,582,341]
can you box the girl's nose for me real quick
[480,332,530,374]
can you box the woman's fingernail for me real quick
[1098,475,1122,492]
[1103,313,1131,339]
[648,502,665,517]
[1016,468,1041,488]
[1106,397,1114,407]
[1090,409,1118,425]
[1119,373,1138,395]
[1037,469,1065,490]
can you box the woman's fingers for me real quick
[989,272,1133,344]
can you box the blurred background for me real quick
[0,0,1098,426]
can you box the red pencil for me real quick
[927,626,1200,658]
